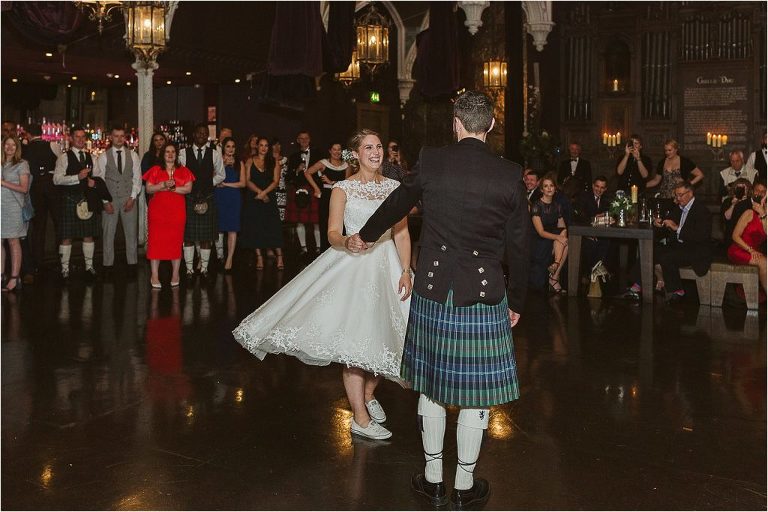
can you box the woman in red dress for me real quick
[143,143,195,288]
[728,195,767,290]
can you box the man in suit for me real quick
[575,176,611,272]
[557,142,592,196]
[523,168,542,203]
[93,125,142,278]
[624,182,712,303]
[354,91,530,509]
[746,131,767,184]
[22,123,62,279]
[286,130,322,254]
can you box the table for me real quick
[567,223,655,303]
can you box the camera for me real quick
[391,144,399,152]
[734,187,745,200]
[753,194,764,203]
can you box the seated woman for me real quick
[722,179,761,246]
[530,173,568,293]
[728,195,767,291]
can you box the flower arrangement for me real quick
[341,149,357,165]
[608,190,633,217]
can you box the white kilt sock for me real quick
[200,248,211,272]
[455,408,489,490]
[215,233,224,260]
[59,244,72,272]
[82,242,95,270]
[418,394,446,484]
[183,245,195,271]
[296,224,306,249]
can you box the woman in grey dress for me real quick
[1,135,31,292]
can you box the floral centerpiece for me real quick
[608,190,633,227]
[519,129,560,171]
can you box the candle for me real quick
[722,135,728,145]
[631,185,638,204]
[603,133,608,145]
[616,132,621,145]
[612,79,619,92]
[611,135,616,147]
[706,132,712,145]
[716,135,722,147]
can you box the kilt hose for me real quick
[58,192,101,240]
[184,195,217,242]
[401,291,520,407]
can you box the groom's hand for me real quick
[345,233,369,253]
[508,309,521,328]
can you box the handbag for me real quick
[21,194,34,222]
[294,188,310,209]
[76,199,93,220]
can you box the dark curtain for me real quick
[264,1,324,104]
[323,1,355,73]
[8,1,85,45]
[414,2,460,98]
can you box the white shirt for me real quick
[53,147,89,186]
[178,144,225,186]
[677,197,695,239]
[570,158,579,174]
[719,165,757,197]
[92,146,142,199]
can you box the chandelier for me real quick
[124,1,168,63]
[483,59,507,89]
[356,3,389,68]
[75,0,122,34]
[337,50,361,86]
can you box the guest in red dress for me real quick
[728,195,767,290]
[143,143,194,288]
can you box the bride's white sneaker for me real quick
[365,399,387,423]
[351,419,392,440]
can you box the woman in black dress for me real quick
[239,137,284,270]
[530,174,568,292]
[141,132,166,173]
[305,142,350,251]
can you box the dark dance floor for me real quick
[2,251,766,510]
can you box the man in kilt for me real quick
[178,123,225,278]
[358,91,530,509]
[285,130,322,255]
[53,127,110,280]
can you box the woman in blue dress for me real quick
[214,137,246,271]
[239,137,284,270]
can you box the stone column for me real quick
[132,58,158,247]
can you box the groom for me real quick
[353,90,530,509]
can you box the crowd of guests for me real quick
[0,120,409,290]
[2,118,765,299]
[523,132,767,302]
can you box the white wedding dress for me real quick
[233,177,410,379]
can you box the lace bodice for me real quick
[333,178,400,236]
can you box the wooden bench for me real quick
[710,262,760,310]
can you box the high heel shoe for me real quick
[548,276,563,294]
[1,275,21,292]
[548,261,561,276]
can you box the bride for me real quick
[233,129,412,440]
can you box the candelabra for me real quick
[706,132,728,161]
[602,131,622,159]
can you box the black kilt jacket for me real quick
[360,137,531,312]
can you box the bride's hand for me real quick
[344,233,368,253]
[398,270,413,301]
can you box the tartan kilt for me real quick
[58,193,101,240]
[184,196,217,242]
[401,291,520,407]
[285,186,319,224]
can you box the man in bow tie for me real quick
[285,130,322,255]
[719,150,757,201]
[746,131,767,185]
[557,142,592,197]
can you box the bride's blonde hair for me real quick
[346,128,381,174]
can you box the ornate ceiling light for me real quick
[75,0,122,34]
[337,50,361,86]
[356,3,389,69]
[483,59,507,89]
[124,1,168,63]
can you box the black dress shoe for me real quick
[411,473,448,507]
[666,293,685,304]
[450,478,490,510]
[84,267,98,281]
[619,288,641,301]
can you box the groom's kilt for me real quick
[184,196,217,242]
[401,291,520,407]
[58,192,101,240]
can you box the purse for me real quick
[294,188,310,209]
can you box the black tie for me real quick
[198,148,203,163]
[735,171,741,177]
[595,196,599,208]
[116,150,122,174]
[79,150,85,165]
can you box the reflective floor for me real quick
[2,252,766,510]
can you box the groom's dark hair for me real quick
[453,91,494,134]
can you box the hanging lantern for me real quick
[483,59,507,89]
[75,1,123,34]
[337,50,361,86]
[356,4,389,68]
[124,1,168,63]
